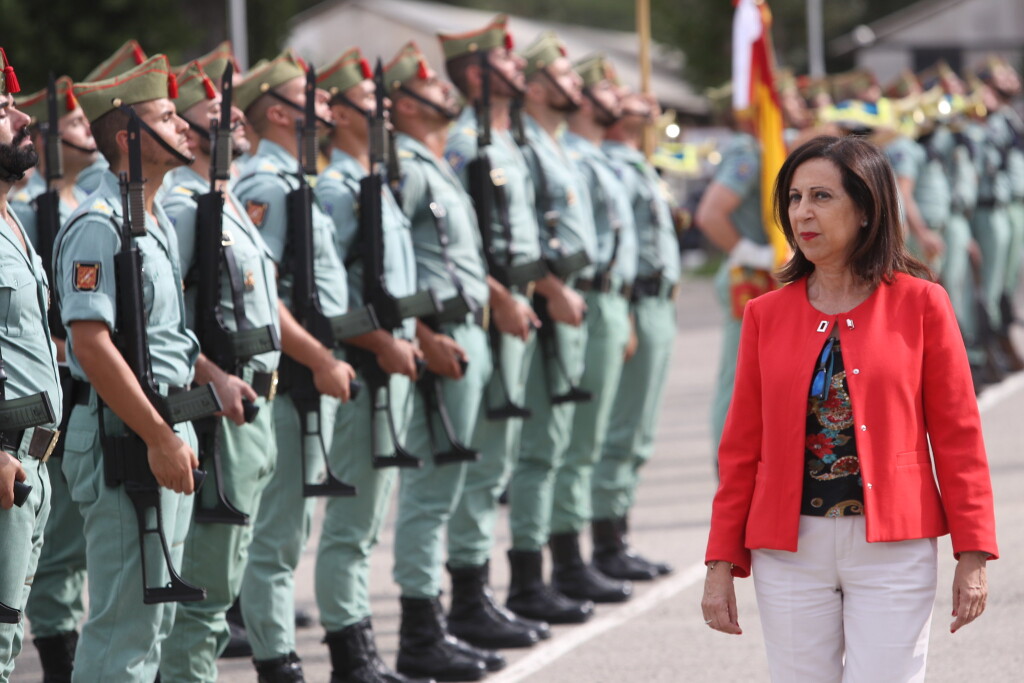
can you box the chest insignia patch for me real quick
[246,200,269,227]
[244,270,256,292]
[74,261,101,291]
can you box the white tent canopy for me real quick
[287,0,706,115]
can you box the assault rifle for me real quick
[35,75,65,340]
[102,111,221,604]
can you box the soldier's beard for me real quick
[0,130,39,183]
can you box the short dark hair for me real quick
[445,52,478,97]
[89,108,129,167]
[773,135,933,287]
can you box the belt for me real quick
[242,367,279,401]
[632,276,680,300]
[1,426,61,462]
[575,272,632,299]
[976,198,1006,209]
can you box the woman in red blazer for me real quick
[701,136,998,682]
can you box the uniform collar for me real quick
[327,147,365,178]
[254,138,299,173]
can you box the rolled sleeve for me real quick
[57,217,120,331]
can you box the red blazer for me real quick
[706,273,999,577]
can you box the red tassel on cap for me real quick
[417,59,429,81]
[203,76,216,99]
[296,56,308,71]
[132,42,145,65]
[167,72,179,99]
[504,33,514,51]
[66,88,77,112]
[1,49,20,94]
[360,58,372,80]
[558,45,567,57]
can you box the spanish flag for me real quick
[731,0,789,269]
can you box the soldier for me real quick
[13,75,96,682]
[155,60,286,682]
[439,15,549,649]
[309,47,424,682]
[0,47,62,682]
[75,40,148,196]
[596,89,678,578]
[231,50,357,682]
[55,54,208,682]
[384,41,505,682]
[508,29,617,622]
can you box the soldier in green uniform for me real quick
[309,47,424,682]
[439,16,550,649]
[385,42,506,682]
[13,75,96,682]
[509,30,622,620]
[231,50,357,683]
[156,60,285,683]
[55,55,205,682]
[0,48,62,683]
[597,89,679,578]
[74,41,148,197]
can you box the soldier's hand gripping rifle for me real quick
[102,111,222,604]
[192,63,281,524]
[465,52,543,421]
[281,64,377,495]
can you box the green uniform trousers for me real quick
[971,206,1012,328]
[315,368,412,631]
[62,401,196,683]
[394,322,491,597]
[160,398,277,682]
[241,391,338,660]
[709,265,742,462]
[939,215,975,341]
[551,290,631,534]
[448,293,536,569]
[1004,201,1024,297]
[592,295,676,520]
[509,318,588,551]
[0,442,49,683]
[23,455,85,638]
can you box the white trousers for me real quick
[751,516,937,683]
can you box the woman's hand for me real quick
[950,551,988,633]
[701,562,742,635]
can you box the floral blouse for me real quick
[801,336,864,517]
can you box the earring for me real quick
[861,220,868,227]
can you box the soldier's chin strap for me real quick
[397,85,459,121]
[487,60,526,99]
[538,68,581,114]
[117,105,195,166]
[330,92,371,119]
[583,87,620,127]
[265,90,336,129]
[61,138,99,154]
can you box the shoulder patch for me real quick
[74,261,101,291]
[446,150,466,172]
[246,200,269,227]
[735,162,753,180]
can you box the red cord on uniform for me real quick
[1,49,20,94]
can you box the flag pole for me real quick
[636,0,654,158]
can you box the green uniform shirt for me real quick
[964,121,1012,204]
[710,132,764,246]
[522,115,598,275]
[395,133,489,306]
[316,148,418,339]
[444,107,542,266]
[987,107,1024,199]
[9,173,44,240]
[0,211,62,428]
[950,129,980,214]
[55,170,200,387]
[161,165,282,373]
[75,157,110,196]
[915,127,953,229]
[232,139,349,316]
[564,131,638,284]
[604,141,682,282]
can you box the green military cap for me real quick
[84,39,147,82]
[438,14,513,61]
[383,42,432,95]
[174,61,218,115]
[520,31,569,78]
[574,53,618,89]
[234,49,306,113]
[318,47,372,97]
[829,68,877,102]
[193,40,239,86]
[74,54,178,122]
[0,47,22,97]
[17,76,78,125]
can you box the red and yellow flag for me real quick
[731,0,789,269]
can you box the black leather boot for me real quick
[549,532,632,603]
[326,619,435,683]
[446,561,544,648]
[505,548,594,624]
[34,631,78,683]
[254,651,305,683]
[397,596,490,682]
[620,516,674,576]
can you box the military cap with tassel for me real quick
[74,54,180,122]
[17,76,78,125]
[233,49,307,113]
[574,53,618,89]
[173,61,219,115]
[382,42,433,95]
[192,40,240,86]
[318,47,373,98]
[0,47,21,96]
[84,39,148,82]
[520,31,569,78]
[438,14,513,62]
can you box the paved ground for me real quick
[12,274,1024,682]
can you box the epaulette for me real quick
[171,186,198,197]
[460,126,478,138]
[323,169,343,181]
[398,149,415,160]
[91,199,116,216]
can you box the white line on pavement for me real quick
[488,562,707,683]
